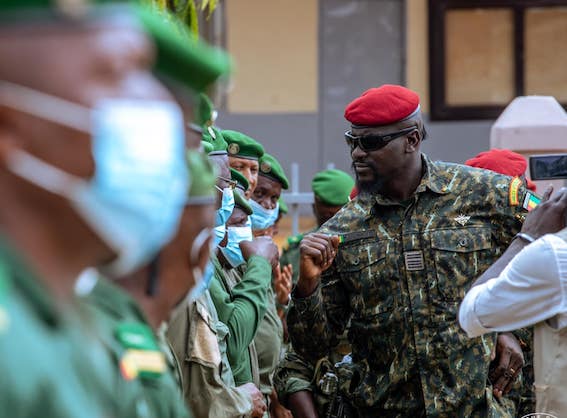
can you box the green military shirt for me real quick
[167,289,254,418]
[288,156,528,417]
[79,274,191,418]
[209,253,272,386]
[0,238,116,418]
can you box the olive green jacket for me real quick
[209,253,272,385]
[80,275,191,418]
[167,290,254,417]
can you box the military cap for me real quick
[279,197,288,215]
[222,130,264,160]
[137,7,231,94]
[185,150,217,205]
[259,153,289,190]
[202,126,228,154]
[230,168,249,193]
[465,148,536,191]
[233,190,253,216]
[312,169,355,206]
[345,84,420,126]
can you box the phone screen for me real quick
[529,155,567,180]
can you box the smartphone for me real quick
[529,154,567,180]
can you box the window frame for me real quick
[429,0,567,121]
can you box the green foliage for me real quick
[149,0,218,37]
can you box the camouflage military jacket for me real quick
[288,156,528,417]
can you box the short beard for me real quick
[351,162,384,196]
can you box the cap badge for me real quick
[261,162,272,173]
[228,143,240,155]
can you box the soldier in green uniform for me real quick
[212,171,279,388]
[167,143,268,418]
[280,169,355,285]
[0,1,191,416]
[288,85,530,417]
[248,153,294,417]
[223,129,265,198]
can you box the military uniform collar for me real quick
[364,154,450,217]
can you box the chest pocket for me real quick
[335,241,392,315]
[430,226,492,302]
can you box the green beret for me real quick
[202,126,228,153]
[186,150,217,205]
[312,169,355,206]
[201,141,214,154]
[233,190,252,216]
[279,197,288,214]
[230,168,249,193]
[136,7,231,93]
[222,130,264,161]
[259,153,289,190]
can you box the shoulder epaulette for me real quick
[116,322,166,380]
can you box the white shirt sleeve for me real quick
[459,234,567,338]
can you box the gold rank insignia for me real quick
[260,161,272,173]
[119,349,166,381]
[228,143,239,155]
[509,177,523,206]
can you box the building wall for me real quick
[218,0,494,195]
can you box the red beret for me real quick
[465,149,536,191]
[344,84,420,126]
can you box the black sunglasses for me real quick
[344,126,418,152]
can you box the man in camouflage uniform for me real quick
[288,85,530,417]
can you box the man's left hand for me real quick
[489,332,524,398]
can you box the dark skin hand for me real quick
[295,233,340,298]
[287,390,319,418]
[471,186,567,397]
[240,236,280,273]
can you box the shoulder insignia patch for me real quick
[522,191,541,212]
[339,230,377,245]
[509,177,523,206]
[119,349,166,380]
[115,322,159,351]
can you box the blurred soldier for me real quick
[288,85,531,417]
[167,139,269,418]
[223,129,265,199]
[0,1,189,416]
[281,169,354,285]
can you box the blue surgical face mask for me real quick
[213,224,227,247]
[220,225,253,268]
[188,262,214,302]
[2,83,188,277]
[250,199,279,230]
[215,187,235,227]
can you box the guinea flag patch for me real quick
[509,177,523,206]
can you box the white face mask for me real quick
[0,82,189,277]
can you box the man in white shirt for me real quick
[459,187,567,417]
